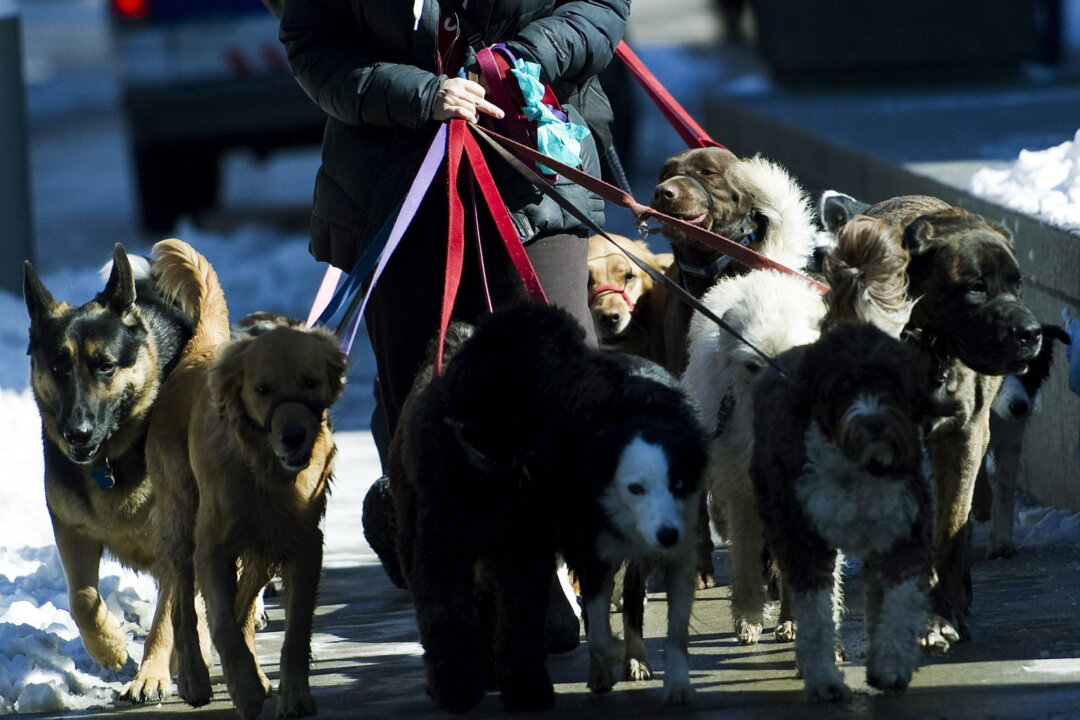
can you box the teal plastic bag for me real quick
[510,59,591,175]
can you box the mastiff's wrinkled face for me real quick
[903,209,1042,376]
[651,147,761,253]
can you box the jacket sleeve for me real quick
[279,0,445,129]
[504,0,630,85]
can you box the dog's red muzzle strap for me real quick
[588,284,636,312]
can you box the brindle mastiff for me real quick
[825,194,1042,650]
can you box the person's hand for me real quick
[432,77,505,123]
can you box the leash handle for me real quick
[615,40,724,151]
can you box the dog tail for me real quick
[151,238,230,351]
[823,215,912,338]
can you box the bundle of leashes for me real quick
[307,40,827,377]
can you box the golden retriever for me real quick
[587,234,673,363]
[147,275,346,720]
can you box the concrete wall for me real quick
[705,96,1080,510]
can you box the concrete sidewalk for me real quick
[63,433,1080,720]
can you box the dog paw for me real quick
[226,666,270,719]
[920,615,961,656]
[122,670,171,704]
[82,627,129,670]
[662,677,696,705]
[588,654,618,694]
[276,690,317,717]
[987,542,1017,560]
[805,678,851,702]
[625,656,652,682]
[499,672,555,712]
[696,572,716,591]
[774,621,796,643]
[176,665,213,708]
[427,664,486,715]
[866,664,914,696]
[735,618,762,645]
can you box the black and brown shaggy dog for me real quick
[147,254,347,720]
[751,323,956,701]
[23,243,197,702]
[822,194,1043,650]
[390,304,708,714]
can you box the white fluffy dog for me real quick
[683,269,827,644]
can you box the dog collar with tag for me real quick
[91,459,116,490]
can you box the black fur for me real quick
[389,304,707,713]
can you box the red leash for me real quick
[615,40,725,151]
[472,124,827,294]
[435,119,548,373]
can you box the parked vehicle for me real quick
[108,0,325,232]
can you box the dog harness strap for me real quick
[614,40,725,151]
[588,283,636,312]
[471,124,828,295]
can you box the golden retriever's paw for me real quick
[81,626,129,670]
[177,664,213,708]
[625,656,652,682]
[661,677,696,704]
[696,572,716,591]
[121,670,171,704]
[258,668,273,697]
[774,620,796,643]
[735,618,762,645]
[276,690,316,717]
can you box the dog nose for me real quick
[280,424,307,450]
[653,185,679,203]
[1010,320,1042,349]
[656,526,679,548]
[601,310,620,328]
[864,417,887,437]
[63,425,93,447]
[1008,398,1029,417]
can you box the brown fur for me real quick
[147,249,346,718]
[848,195,1043,647]
[587,234,673,362]
[23,242,203,703]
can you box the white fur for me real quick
[794,584,849,701]
[732,157,818,272]
[992,374,1039,419]
[867,576,926,692]
[797,426,919,557]
[682,270,826,642]
[599,436,687,554]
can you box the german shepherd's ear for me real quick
[23,259,59,326]
[101,243,137,317]
[208,338,251,422]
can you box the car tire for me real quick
[134,144,220,234]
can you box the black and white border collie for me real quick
[389,304,707,714]
[975,323,1071,558]
[751,323,956,701]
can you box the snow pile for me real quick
[1014,506,1080,549]
[969,129,1080,233]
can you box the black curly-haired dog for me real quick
[389,304,707,714]
[751,323,957,701]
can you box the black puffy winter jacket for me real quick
[280,0,630,272]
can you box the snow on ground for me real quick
[969,129,1080,233]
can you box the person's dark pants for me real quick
[364,186,597,461]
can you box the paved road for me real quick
[58,432,1080,720]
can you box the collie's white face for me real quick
[599,435,692,553]
[992,374,1038,420]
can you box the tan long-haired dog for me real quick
[587,234,673,363]
[147,240,347,719]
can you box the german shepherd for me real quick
[23,241,212,702]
